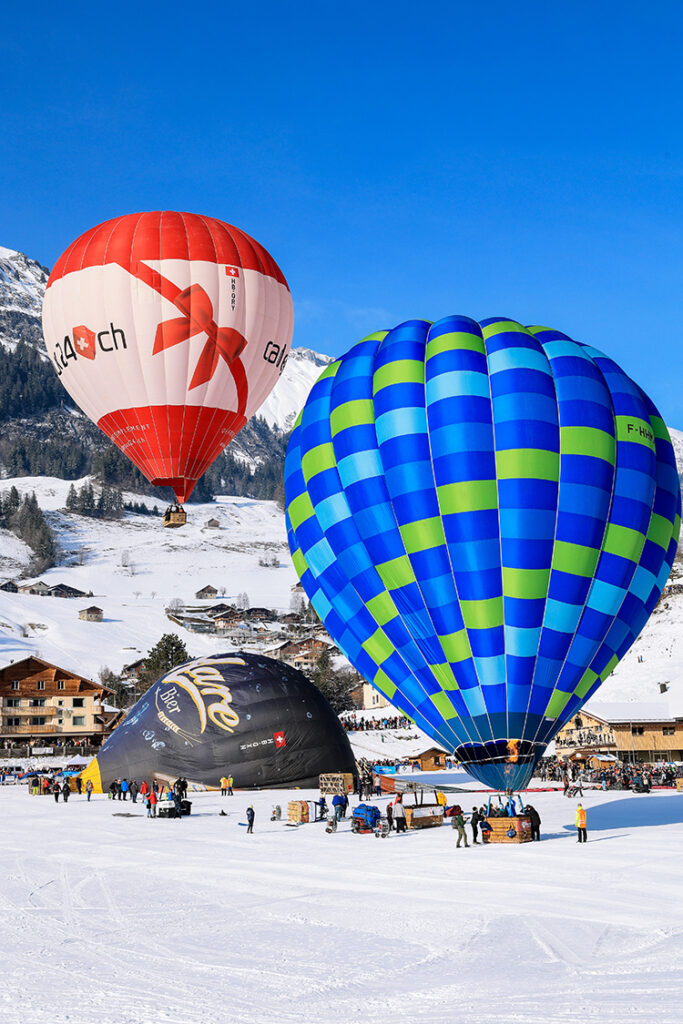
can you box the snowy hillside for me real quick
[0,476,297,679]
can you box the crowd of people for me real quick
[341,714,413,732]
[536,757,681,792]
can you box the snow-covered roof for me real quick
[586,700,677,723]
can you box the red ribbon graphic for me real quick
[151,282,248,412]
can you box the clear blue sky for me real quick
[2,2,682,424]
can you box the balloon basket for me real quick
[481,815,533,844]
[163,505,187,528]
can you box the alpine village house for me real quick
[0,656,116,751]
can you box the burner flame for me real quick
[506,739,520,764]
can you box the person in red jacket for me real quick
[147,790,158,818]
[139,780,150,799]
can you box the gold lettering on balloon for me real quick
[157,658,245,736]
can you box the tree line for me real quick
[0,487,56,573]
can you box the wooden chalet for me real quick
[414,747,448,771]
[17,580,51,596]
[0,656,113,746]
[555,705,683,763]
[195,585,219,600]
[79,606,103,622]
[243,607,273,621]
[205,518,220,529]
[0,580,18,593]
[48,583,89,599]
[275,635,336,672]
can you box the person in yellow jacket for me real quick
[220,776,229,796]
[227,775,234,796]
[575,803,587,843]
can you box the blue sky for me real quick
[2,1,682,424]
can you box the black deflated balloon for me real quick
[82,653,356,791]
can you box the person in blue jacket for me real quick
[332,793,344,821]
[246,806,255,834]
[120,778,129,801]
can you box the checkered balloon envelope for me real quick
[285,316,680,790]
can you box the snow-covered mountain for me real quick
[258,348,333,431]
[0,246,47,319]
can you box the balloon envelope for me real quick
[285,317,681,789]
[42,211,293,502]
[82,653,356,792]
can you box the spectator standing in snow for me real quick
[246,806,255,834]
[147,790,158,818]
[120,778,129,801]
[526,804,541,841]
[75,777,82,795]
[109,779,118,800]
[227,775,234,796]
[173,789,183,818]
[62,780,70,802]
[53,780,60,803]
[386,801,393,832]
[392,798,406,833]
[86,779,94,802]
[130,780,139,804]
[576,804,587,843]
[453,810,469,847]
[220,775,228,795]
[470,806,482,845]
[139,780,149,801]
[332,793,343,821]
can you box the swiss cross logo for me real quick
[73,325,96,360]
[225,266,240,277]
[273,731,286,748]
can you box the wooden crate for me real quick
[405,805,444,829]
[287,800,310,824]
[481,815,532,844]
[319,772,354,796]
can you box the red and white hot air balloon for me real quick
[42,211,293,517]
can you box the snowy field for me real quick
[1,783,683,1024]
[0,480,297,679]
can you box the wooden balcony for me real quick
[0,722,105,736]
[2,706,59,717]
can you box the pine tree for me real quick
[137,634,191,690]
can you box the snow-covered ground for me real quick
[0,478,297,679]
[1,782,682,1024]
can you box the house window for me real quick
[30,717,47,725]
[57,681,64,691]
[10,681,19,691]
[29,699,46,707]
[631,726,645,736]
[72,698,85,708]
[57,719,63,725]
[73,715,85,726]
[663,727,675,736]
[6,717,20,726]
[36,681,45,691]
[6,698,19,708]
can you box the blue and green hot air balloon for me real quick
[284,317,680,790]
